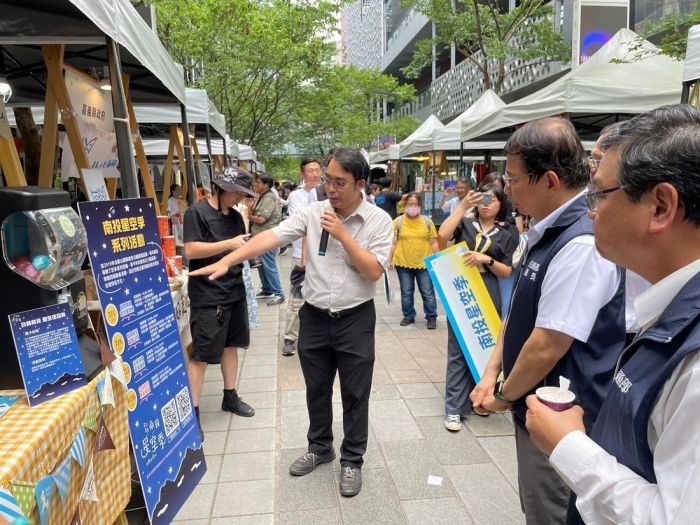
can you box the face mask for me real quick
[405,206,421,217]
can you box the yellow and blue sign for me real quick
[425,242,501,382]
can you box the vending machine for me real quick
[0,187,97,388]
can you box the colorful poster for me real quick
[8,303,87,407]
[79,198,205,524]
[425,242,502,382]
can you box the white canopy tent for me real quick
[396,114,444,157]
[135,88,227,141]
[370,144,399,163]
[237,144,257,162]
[142,138,226,157]
[683,25,700,83]
[432,89,506,152]
[461,29,684,143]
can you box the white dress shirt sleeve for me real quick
[363,212,394,268]
[272,203,311,245]
[536,236,620,342]
[549,352,700,525]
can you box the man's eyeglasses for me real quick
[502,174,523,187]
[584,185,626,212]
[321,175,352,189]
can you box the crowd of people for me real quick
[180,104,699,523]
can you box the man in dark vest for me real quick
[470,117,626,524]
[526,104,700,524]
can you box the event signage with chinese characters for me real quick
[8,303,87,406]
[79,198,205,524]
[425,242,502,382]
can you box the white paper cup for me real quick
[536,386,575,412]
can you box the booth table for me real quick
[0,371,130,525]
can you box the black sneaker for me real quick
[399,318,415,326]
[256,291,274,299]
[289,450,336,476]
[194,406,204,442]
[427,318,437,330]
[222,389,255,417]
[339,466,362,497]
[282,339,296,356]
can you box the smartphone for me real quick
[477,192,493,205]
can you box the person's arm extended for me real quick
[185,235,248,260]
[494,327,573,403]
[437,191,481,244]
[189,230,283,280]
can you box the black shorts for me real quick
[190,299,250,364]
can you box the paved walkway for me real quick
[173,255,525,524]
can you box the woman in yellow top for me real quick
[389,193,439,329]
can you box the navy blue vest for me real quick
[502,196,626,430]
[567,271,700,524]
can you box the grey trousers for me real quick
[514,424,570,525]
[283,257,304,342]
[444,322,476,415]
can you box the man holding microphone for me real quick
[190,148,393,497]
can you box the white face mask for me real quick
[405,206,421,217]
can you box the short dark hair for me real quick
[300,158,321,172]
[327,148,369,182]
[405,192,423,208]
[504,117,589,189]
[257,173,274,188]
[475,183,508,222]
[482,172,505,187]
[602,104,700,226]
[169,183,180,195]
[378,177,392,189]
[597,122,625,153]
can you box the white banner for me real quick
[82,169,109,201]
[65,67,114,133]
[60,118,120,181]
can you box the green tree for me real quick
[401,0,570,94]
[638,4,700,60]
[292,65,418,157]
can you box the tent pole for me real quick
[106,36,139,198]
[205,124,214,168]
[431,152,436,221]
[459,141,464,179]
[179,103,198,205]
[681,81,692,104]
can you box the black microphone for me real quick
[319,208,334,256]
[319,229,329,256]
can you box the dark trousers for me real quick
[445,321,477,415]
[297,300,376,468]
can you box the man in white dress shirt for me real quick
[470,117,627,524]
[526,104,700,524]
[280,158,322,356]
[190,148,393,498]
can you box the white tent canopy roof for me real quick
[683,24,700,82]
[461,29,683,142]
[397,114,444,157]
[369,144,399,163]
[68,0,186,104]
[237,144,256,162]
[142,138,226,157]
[432,90,506,152]
[134,88,227,139]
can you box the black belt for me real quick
[306,299,373,319]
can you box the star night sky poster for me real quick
[9,302,87,406]
[79,198,205,524]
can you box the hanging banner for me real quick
[95,416,116,452]
[53,455,72,503]
[0,486,24,523]
[79,198,206,524]
[83,401,99,433]
[8,303,87,407]
[61,119,120,181]
[79,458,98,503]
[97,368,115,408]
[425,242,502,382]
[70,426,87,468]
[65,67,114,133]
[35,475,55,525]
[10,482,36,519]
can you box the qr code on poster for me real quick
[161,398,180,437]
[175,386,192,423]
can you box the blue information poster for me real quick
[8,303,87,406]
[79,198,205,524]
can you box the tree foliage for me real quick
[401,0,570,94]
[638,4,700,60]
[148,0,419,159]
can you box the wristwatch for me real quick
[493,380,514,405]
[487,257,495,267]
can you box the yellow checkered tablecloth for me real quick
[0,371,131,525]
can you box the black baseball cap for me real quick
[212,166,257,197]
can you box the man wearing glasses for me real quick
[526,104,700,524]
[470,117,627,524]
[190,148,393,497]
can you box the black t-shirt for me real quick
[374,191,402,219]
[454,219,518,268]
[184,200,246,307]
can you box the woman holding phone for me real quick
[437,183,518,431]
